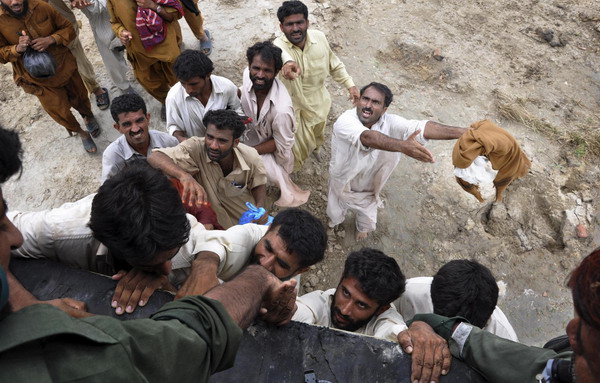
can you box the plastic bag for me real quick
[23,48,57,79]
[238,202,274,225]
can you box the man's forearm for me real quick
[204,265,275,329]
[176,251,220,297]
[147,151,189,180]
[360,130,407,152]
[251,184,267,208]
[253,138,276,155]
[423,121,467,140]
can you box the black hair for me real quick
[246,41,283,73]
[0,126,22,183]
[110,93,147,123]
[202,109,246,140]
[342,248,405,306]
[173,49,214,81]
[277,0,308,23]
[431,260,499,328]
[270,208,327,268]
[89,162,190,266]
[360,82,394,107]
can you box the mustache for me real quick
[362,107,373,113]
[333,307,350,322]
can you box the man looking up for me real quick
[328,82,467,240]
[0,0,102,153]
[149,109,268,228]
[0,125,297,382]
[396,259,518,341]
[292,248,407,341]
[274,0,359,170]
[10,164,326,315]
[167,49,243,141]
[102,93,178,183]
[240,41,309,207]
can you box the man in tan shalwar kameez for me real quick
[452,120,531,202]
[107,0,181,105]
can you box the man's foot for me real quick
[200,30,212,55]
[94,87,110,110]
[160,104,166,121]
[355,231,369,241]
[84,117,102,138]
[79,131,97,154]
[311,148,323,162]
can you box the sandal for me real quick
[200,30,212,56]
[81,135,97,154]
[85,118,102,138]
[96,87,110,110]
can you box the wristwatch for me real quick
[156,5,163,13]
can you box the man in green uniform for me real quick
[0,125,296,382]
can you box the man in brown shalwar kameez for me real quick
[452,119,531,202]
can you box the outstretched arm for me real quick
[360,130,435,163]
[423,121,467,140]
[202,265,296,328]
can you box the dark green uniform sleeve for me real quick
[86,295,242,382]
[413,313,567,383]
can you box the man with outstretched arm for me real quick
[328,82,466,240]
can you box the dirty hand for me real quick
[46,297,91,318]
[281,61,301,80]
[397,321,452,383]
[251,210,269,225]
[179,174,207,207]
[111,269,175,315]
[348,86,360,105]
[70,0,91,9]
[259,278,297,326]
[31,36,55,52]
[400,130,435,163]
[119,30,133,46]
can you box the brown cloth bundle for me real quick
[452,120,531,202]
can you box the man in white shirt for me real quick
[166,50,243,141]
[292,248,407,342]
[395,260,518,341]
[328,82,467,241]
[11,164,327,316]
[240,41,309,207]
[102,94,178,183]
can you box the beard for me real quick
[1,0,28,18]
[330,294,374,332]
[250,74,275,92]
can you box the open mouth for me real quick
[129,130,143,137]
[361,109,373,119]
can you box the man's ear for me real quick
[383,106,388,114]
[279,23,284,33]
[566,317,582,354]
[146,113,151,123]
[297,266,310,275]
[233,138,240,147]
[113,123,121,132]
[375,304,390,316]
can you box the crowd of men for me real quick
[0,0,597,382]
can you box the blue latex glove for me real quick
[238,202,274,225]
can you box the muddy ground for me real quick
[1,0,599,346]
